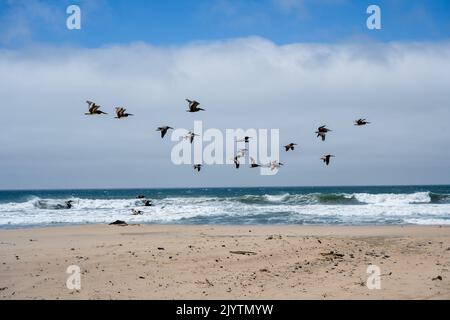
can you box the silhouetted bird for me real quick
[157,126,173,138]
[143,200,153,207]
[65,200,74,209]
[233,155,241,169]
[316,125,331,141]
[193,164,202,172]
[250,157,261,168]
[115,107,133,119]
[184,131,198,144]
[321,154,335,166]
[354,119,370,126]
[186,99,205,112]
[85,101,107,115]
[284,143,297,151]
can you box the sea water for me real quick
[0,185,449,228]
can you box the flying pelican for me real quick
[284,143,297,151]
[186,99,205,112]
[193,164,202,172]
[143,200,153,207]
[316,125,331,141]
[270,161,284,171]
[354,118,370,126]
[85,101,107,115]
[321,154,335,166]
[233,155,241,169]
[184,131,198,144]
[250,157,261,168]
[115,107,133,119]
[157,126,173,138]
[237,136,252,143]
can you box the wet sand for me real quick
[0,224,449,299]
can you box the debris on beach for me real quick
[230,250,257,256]
[432,275,442,281]
[320,251,345,260]
[205,279,214,287]
[266,235,282,240]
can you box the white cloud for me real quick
[0,38,449,188]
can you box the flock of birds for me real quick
[85,99,370,172]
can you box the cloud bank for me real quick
[0,38,449,189]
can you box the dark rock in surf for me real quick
[109,220,128,226]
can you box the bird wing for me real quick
[191,101,200,109]
[115,107,123,116]
[161,128,168,138]
[86,101,95,111]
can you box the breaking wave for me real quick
[0,191,449,227]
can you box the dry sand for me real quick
[0,224,449,300]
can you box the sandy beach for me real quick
[0,224,449,300]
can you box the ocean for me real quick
[0,185,449,228]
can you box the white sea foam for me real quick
[0,192,449,227]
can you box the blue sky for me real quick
[1,1,450,189]
[1,0,450,48]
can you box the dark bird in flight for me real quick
[193,164,202,172]
[321,154,335,166]
[85,101,107,115]
[354,118,370,126]
[186,99,205,112]
[65,200,74,209]
[250,157,261,168]
[157,126,173,138]
[115,107,133,119]
[284,143,297,151]
[184,131,198,144]
[143,200,153,207]
[316,125,331,141]
[233,155,241,169]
